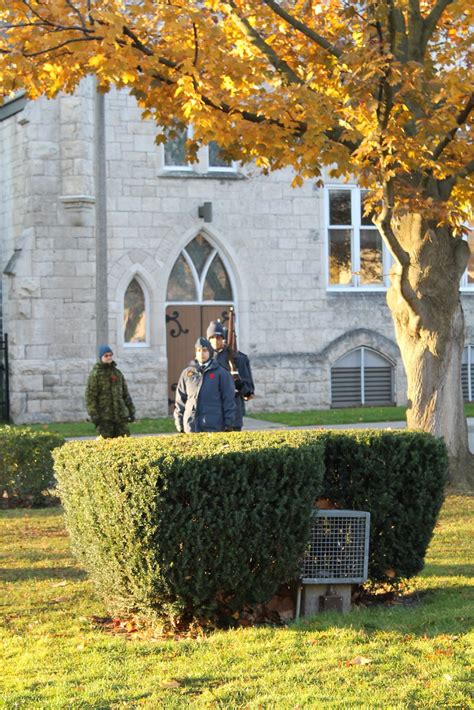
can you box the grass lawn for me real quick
[248,403,474,427]
[25,417,176,438]
[1,497,472,709]
[16,404,474,437]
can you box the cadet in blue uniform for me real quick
[206,320,255,431]
[174,337,236,433]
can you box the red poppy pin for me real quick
[209,373,216,379]
[111,375,118,382]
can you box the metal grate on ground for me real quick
[301,510,370,584]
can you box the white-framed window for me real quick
[163,126,237,174]
[460,227,474,290]
[331,347,395,407]
[325,187,391,290]
[462,345,474,401]
[123,276,149,347]
[163,126,194,171]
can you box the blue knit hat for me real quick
[195,336,214,356]
[98,344,113,359]
[206,320,225,339]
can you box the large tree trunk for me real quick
[385,212,474,491]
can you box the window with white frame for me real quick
[460,228,474,289]
[326,187,390,289]
[462,345,474,401]
[163,126,236,173]
[163,126,193,170]
[123,277,148,346]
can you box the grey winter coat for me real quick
[174,358,236,433]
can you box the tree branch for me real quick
[260,0,342,59]
[386,0,408,58]
[374,20,392,131]
[122,23,305,132]
[454,159,474,181]
[192,22,199,67]
[431,93,474,161]
[3,21,96,34]
[375,181,409,267]
[122,25,154,56]
[407,0,424,60]
[420,0,454,51]
[408,0,421,18]
[375,181,425,324]
[225,0,303,85]
[22,35,104,58]
[16,0,61,29]
[64,0,87,31]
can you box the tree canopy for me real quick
[1,1,472,227]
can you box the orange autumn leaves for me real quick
[0,0,472,223]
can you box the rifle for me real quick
[226,307,254,401]
[226,307,240,379]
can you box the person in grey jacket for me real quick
[174,337,236,433]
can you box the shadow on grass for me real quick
[292,584,473,636]
[0,566,87,582]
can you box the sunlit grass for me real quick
[249,404,474,427]
[1,497,472,708]
[24,417,176,438]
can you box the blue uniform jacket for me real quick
[174,358,236,433]
[214,348,255,428]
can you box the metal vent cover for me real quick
[301,510,370,584]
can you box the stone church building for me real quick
[1,78,473,423]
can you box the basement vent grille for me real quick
[301,510,371,584]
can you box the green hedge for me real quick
[54,431,325,623]
[318,430,448,582]
[0,426,65,505]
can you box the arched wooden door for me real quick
[166,234,234,411]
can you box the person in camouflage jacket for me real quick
[85,344,135,438]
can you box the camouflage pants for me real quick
[95,420,130,438]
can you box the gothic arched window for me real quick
[167,234,234,302]
[124,277,147,345]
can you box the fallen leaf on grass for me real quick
[443,674,453,681]
[90,615,113,626]
[347,656,373,666]
[51,581,68,588]
[160,680,181,689]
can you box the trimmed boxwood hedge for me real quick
[0,426,65,506]
[53,431,325,623]
[318,430,449,582]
